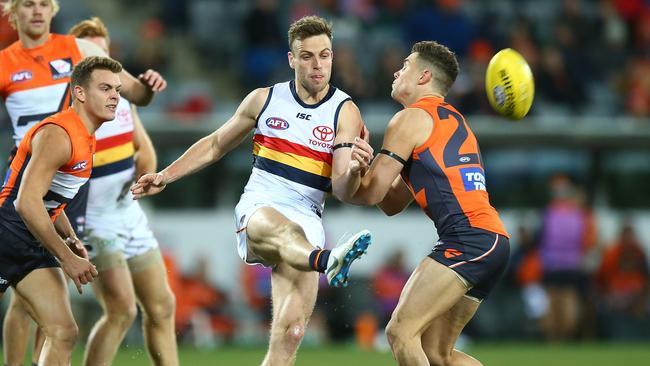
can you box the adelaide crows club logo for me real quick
[49,58,73,80]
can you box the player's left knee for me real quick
[385,317,412,342]
[282,322,305,346]
[144,291,176,323]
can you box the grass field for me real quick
[3,343,650,365]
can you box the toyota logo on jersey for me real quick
[312,126,334,142]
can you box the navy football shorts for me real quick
[0,223,59,292]
[429,228,510,300]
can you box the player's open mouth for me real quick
[107,105,117,111]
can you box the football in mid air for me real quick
[485,48,534,120]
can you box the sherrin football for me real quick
[485,48,534,120]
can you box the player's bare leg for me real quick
[83,253,137,366]
[131,249,178,366]
[245,207,371,286]
[3,292,33,366]
[263,263,319,365]
[385,258,469,366]
[245,207,316,270]
[13,268,78,366]
[420,297,482,366]
[31,327,45,366]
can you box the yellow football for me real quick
[485,48,534,120]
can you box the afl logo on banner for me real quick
[266,117,289,130]
[312,126,334,142]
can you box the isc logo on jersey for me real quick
[11,70,32,83]
[266,117,289,130]
[460,167,486,191]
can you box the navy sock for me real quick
[309,249,331,273]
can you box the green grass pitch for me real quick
[3,343,650,365]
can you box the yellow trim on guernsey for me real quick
[93,142,134,167]
[253,143,331,177]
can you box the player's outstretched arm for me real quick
[14,126,98,293]
[345,109,423,206]
[76,38,166,106]
[131,88,269,199]
[331,101,372,202]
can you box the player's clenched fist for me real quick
[138,69,167,92]
[61,252,98,294]
[131,172,168,199]
[349,137,374,175]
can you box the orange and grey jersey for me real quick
[0,108,95,243]
[87,97,136,214]
[400,96,508,239]
[0,34,83,145]
[244,80,351,210]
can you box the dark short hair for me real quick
[288,15,332,52]
[71,56,122,89]
[412,41,459,94]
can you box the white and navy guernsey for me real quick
[244,80,352,212]
[86,96,136,214]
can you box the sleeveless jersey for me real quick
[0,108,95,243]
[0,34,83,145]
[245,80,351,210]
[86,97,136,214]
[401,96,508,238]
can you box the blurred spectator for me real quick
[125,18,169,78]
[625,57,650,117]
[453,39,497,115]
[372,249,409,327]
[402,0,475,57]
[331,44,370,101]
[369,44,407,102]
[0,13,17,49]
[595,221,650,339]
[537,174,596,341]
[508,225,547,324]
[241,0,285,89]
[175,256,235,346]
[536,45,587,113]
[241,263,272,330]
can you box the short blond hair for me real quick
[2,0,60,29]
[287,15,332,52]
[68,16,110,44]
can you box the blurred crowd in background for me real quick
[1,0,648,122]
[0,0,649,351]
[155,172,649,349]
